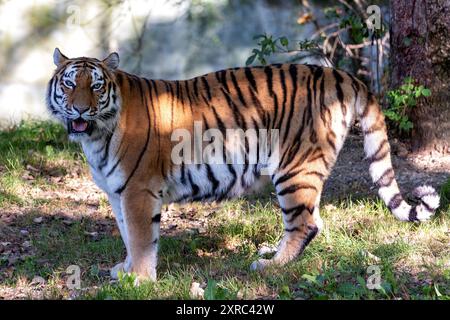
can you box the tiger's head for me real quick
[46,48,121,141]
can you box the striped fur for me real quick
[47,49,440,281]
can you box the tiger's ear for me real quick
[103,52,119,70]
[53,48,68,67]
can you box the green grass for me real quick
[89,197,449,300]
[0,121,83,206]
[0,122,449,300]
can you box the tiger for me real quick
[46,48,440,281]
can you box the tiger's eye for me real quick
[64,80,75,88]
[92,83,102,90]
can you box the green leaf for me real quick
[381,281,392,295]
[302,273,320,285]
[253,34,266,40]
[434,284,443,297]
[399,118,413,132]
[45,145,55,157]
[245,54,256,66]
[403,37,412,46]
[357,276,367,290]
[278,285,291,299]
[421,88,431,97]
[408,98,416,107]
[337,282,358,297]
[204,279,217,300]
[384,110,400,121]
[280,36,289,47]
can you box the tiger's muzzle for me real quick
[67,117,94,135]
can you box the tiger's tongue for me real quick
[72,120,88,132]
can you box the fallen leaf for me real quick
[189,282,204,299]
[31,276,46,286]
[84,231,98,237]
[197,227,207,234]
[26,165,40,173]
[22,241,32,248]
[196,249,213,257]
[33,217,43,223]
[21,171,34,180]
[297,12,313,25]
[111,228,121,237]
[361,250,381,263]
[8,256,18,266]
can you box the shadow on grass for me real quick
[1,196,449,300]
[0,122,449,299]
[0,190,24,206]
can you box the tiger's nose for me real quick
[73,105,90,115]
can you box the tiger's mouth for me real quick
[67,118,93,135]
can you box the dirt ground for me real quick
[324,133,450,200]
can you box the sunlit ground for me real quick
[0,122,449,299]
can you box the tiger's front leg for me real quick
[107,193,131,279]
[120,186,162,281]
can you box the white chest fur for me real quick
[81,136,123,196]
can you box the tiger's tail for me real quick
[356,93,440,221]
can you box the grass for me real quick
[0,121,449,300]
[0,121,83,207]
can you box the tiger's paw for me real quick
[110,262,125,280]
[110,263,155,286]
[250,258,272,271]
[257,244,278,256]
[110,256,132,280]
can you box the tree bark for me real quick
[390,0,450,154]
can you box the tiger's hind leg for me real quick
[251,159,326,271]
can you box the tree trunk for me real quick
[390,0,450,154]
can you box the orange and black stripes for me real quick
[48,53,440,280]
[115,77,152,194]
